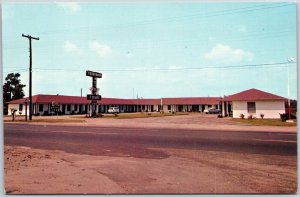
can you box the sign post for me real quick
[86,70,102,117]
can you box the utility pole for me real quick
[287,57,295,120]
[22,34,39,120]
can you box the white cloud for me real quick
[63,41,82,55]
[56,2,80,12]
[204,44,253,64]
[89,41,112,57]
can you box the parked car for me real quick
[108,107,120,114]
[204,108,221,114]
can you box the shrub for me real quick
[279,113,297,121]
[172,111,176,114]
[279,113,288,122]
[240,114,245,119]
[248,114,253,120]
[114,113,118,117]
[260,114,264,119]
[217,114,223,118]
[148,113,152,116]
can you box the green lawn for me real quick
[98,112,189,119]
[4,119,86,123]
[231,118,297,127]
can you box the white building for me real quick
[221,88,287,119]
[7,88,288,119]
[7,95,220,116]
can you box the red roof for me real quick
[7,94,218,105]
[162,97,220,105]
[8,95,89,105]
[8,89,283,105]
[223,88,287,101]
[99,98,160,105]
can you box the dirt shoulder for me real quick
[4,145,297,194]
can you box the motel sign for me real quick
[86,70,102,78]
[87,94,102,100]
[86,70,102,116]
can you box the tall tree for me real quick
[3,73,26,114]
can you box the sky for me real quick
[2,2,297,99]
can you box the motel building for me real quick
[221,88,287,119]
[7,88,287,119]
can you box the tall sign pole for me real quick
[86,70,102,117]
[22,34,39,120]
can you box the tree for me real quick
[3,73,26,115]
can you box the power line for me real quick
[3,2,294,43]
[3,27,295,52]
[31,61,296,73]
[116,3,292,27]
[38,3,294,35]
[3,69,29,74]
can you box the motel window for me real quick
[74,104,78,111]
[67,104,71,111]
[168,105,171,110]
[247,102,256,113]
[19,104,23,111]
[39,104,43,112]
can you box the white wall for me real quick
[162,105,169,112]
[8,104,27,115]
[232,100,285,119]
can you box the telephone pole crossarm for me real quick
[22,34,39,40]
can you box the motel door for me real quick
[62,104,66,114]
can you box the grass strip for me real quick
[95,113,189,119]
[4,119,86,123]
[231,118,297,127]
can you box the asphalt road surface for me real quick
[4,123,297,159]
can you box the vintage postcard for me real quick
[2,1,297,194]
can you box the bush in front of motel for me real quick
[279,113,288,122]
[280,113,297,121]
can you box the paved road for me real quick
[4,123,297,159]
